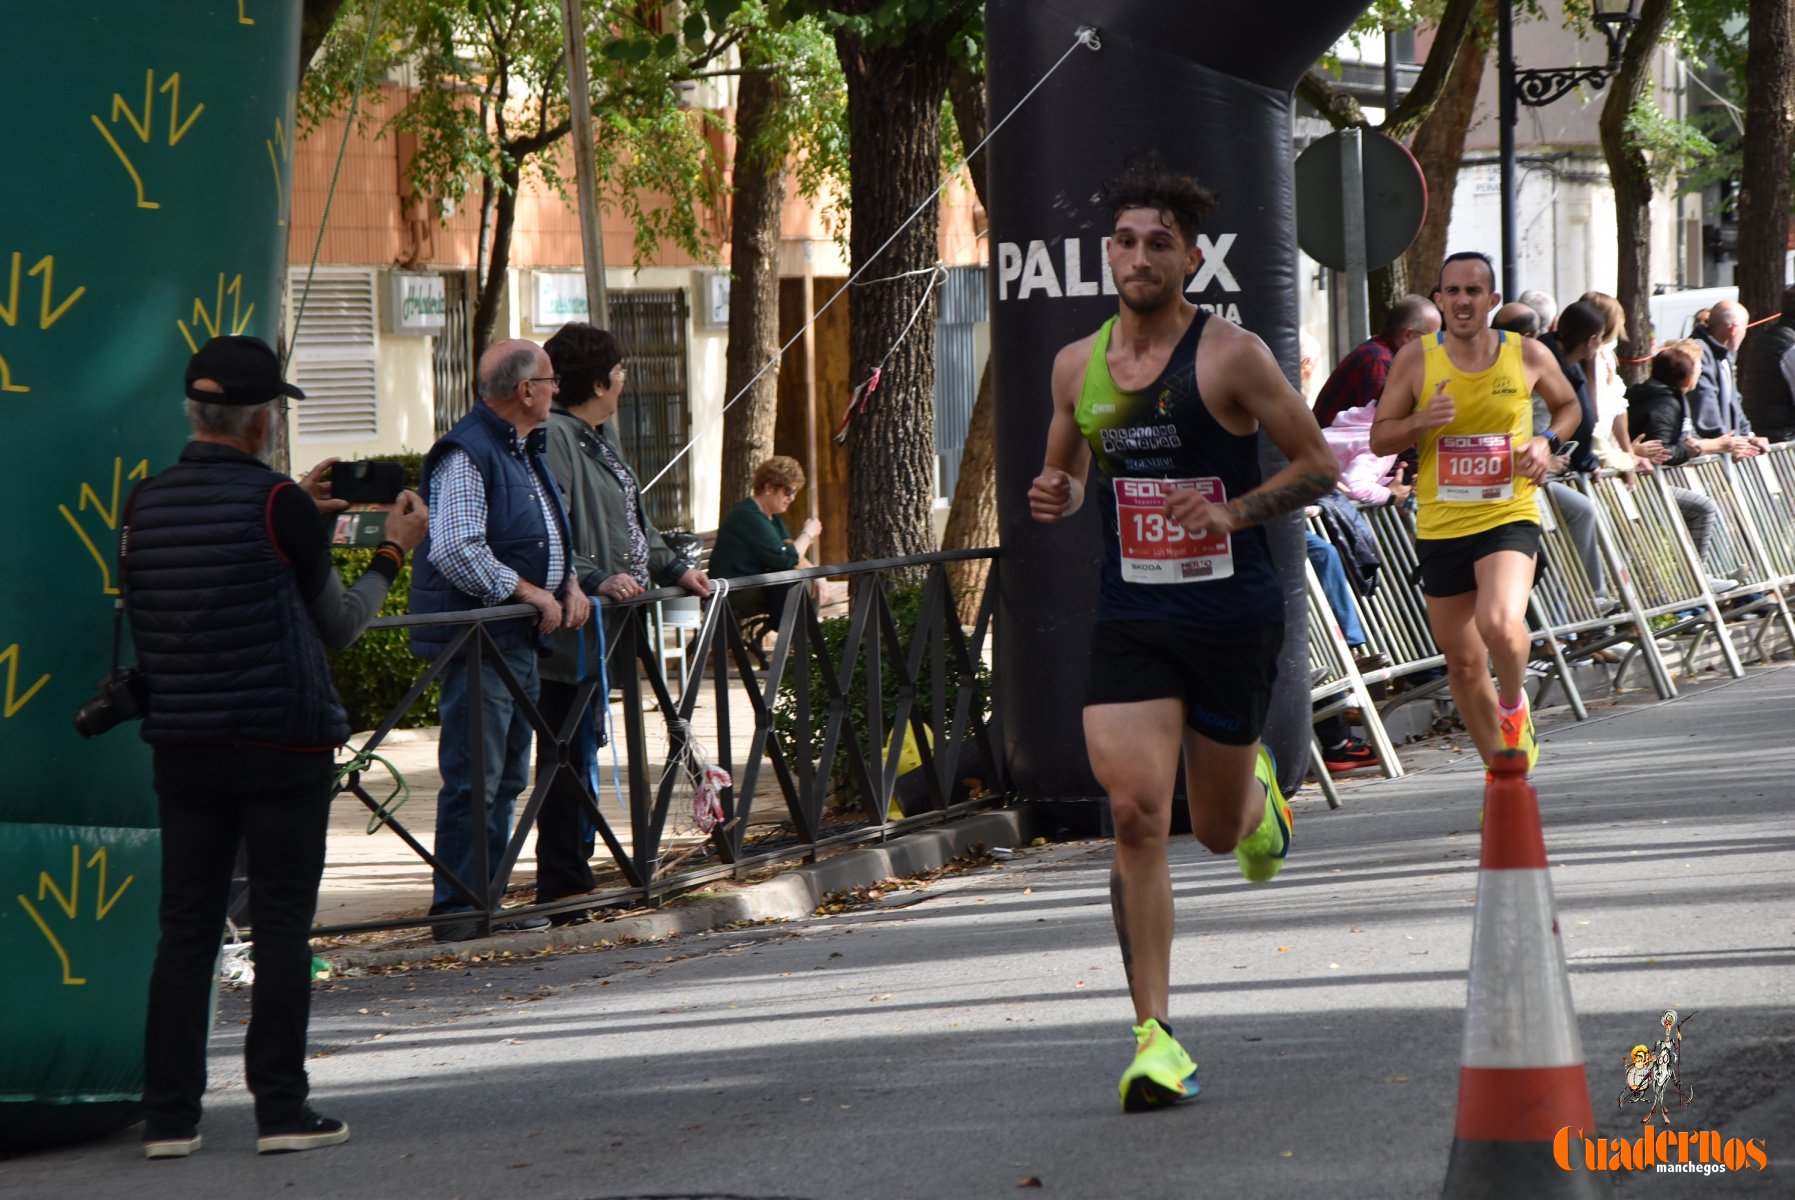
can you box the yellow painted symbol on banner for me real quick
[0,354,26,393]
[60,456,151,595]
[91,69,206,209]
[239,0,256,24]
[267,108,293,227]
[0,253,88,330]
[17,844,137,986]
[178,273,255,352]
[1,644,50,718]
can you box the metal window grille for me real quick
[432,269,473,436]
[286,267,378,442]
[935,265,988,498]
[610,288,692,531]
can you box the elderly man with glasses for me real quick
[409,337,590,942]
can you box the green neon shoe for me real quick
[1235,747,1292,883]
[1118,1018,1199,1112]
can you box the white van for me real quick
[1649,286,1736,344]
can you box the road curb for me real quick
[322,808,1037,971]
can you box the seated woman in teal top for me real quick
[710,455,822,618]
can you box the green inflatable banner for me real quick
[1,1,300,1151]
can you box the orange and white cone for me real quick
[1441,750,1606,1198]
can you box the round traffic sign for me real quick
[1294,129,1427,271]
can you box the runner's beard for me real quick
[1120,275,1180,314]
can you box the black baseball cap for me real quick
[183,335,306,406]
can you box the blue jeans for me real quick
[1306,532,1366,648]
[431,622,540,914]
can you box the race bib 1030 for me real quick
[1437,433,1514,501]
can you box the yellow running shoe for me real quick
[1234,747,1292,883]
[1118,1018,1199,1112]
[1497,695,1539,771]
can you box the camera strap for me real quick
[110,476,149,675]
[106,596,126,676]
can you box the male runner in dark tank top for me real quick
[1029,160,1337,1111]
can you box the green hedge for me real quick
[327,452,436,734]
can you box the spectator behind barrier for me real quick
[1688,301,1768,453]
[710,455,823,624]
[1739,284,1795,443]
[1625,343,1736,581]
[1518,288,1557,331]
[1311,294,1440,428]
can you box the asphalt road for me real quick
[12,665,1795,1199]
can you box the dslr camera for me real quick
[73,667,148,738]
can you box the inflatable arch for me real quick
[1,2,302,1150]
[987,0,1371,801]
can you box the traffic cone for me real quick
[1441,751,1607,1198]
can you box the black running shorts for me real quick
[1084,620,1282,745]
[1415,520,1542,598]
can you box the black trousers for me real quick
[533,678,599,903]
[142,745,335,1131]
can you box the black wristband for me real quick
[377,540,405,556]
[1545,430,1562,452]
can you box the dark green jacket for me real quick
[709,497,798,581]
[540,406,690,683]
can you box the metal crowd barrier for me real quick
[1300,456,1795,751]
[1304,561,1403,810]
[1315,504,1449,713]
[1662,454,1795,663]
[320,550,1005,939]
[1577,469,1744,687]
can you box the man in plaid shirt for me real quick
[1311,294,1441,428]
[409,338,590,942]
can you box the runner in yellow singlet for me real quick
[1370,251,1579,774]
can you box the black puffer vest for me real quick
[125,444,349,748]
[1740,316,1795,439]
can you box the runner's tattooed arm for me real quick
[1167,320,1339,536]
[1222,469,1337,528]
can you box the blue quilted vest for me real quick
[409,403,569,660]
[125,444,350,748]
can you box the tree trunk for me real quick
[1367,259,1409,335]
[940,63,995,622]
[1403,6,1490,300]
[834,21,957,564]
[472,163,520,363]
[718,67,788,522]
[1601,0,1676,386]
[1736,0,1795,322]
[298,0,348,78]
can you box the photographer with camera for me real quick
[121,335,426,1159]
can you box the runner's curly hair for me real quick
[1095,154,1217,247]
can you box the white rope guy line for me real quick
[287,0,387,369]
[640,24,1102,494]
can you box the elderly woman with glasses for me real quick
[532,321,710,917]
[709,455,822,619]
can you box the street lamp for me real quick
[1497,0,1642,295]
